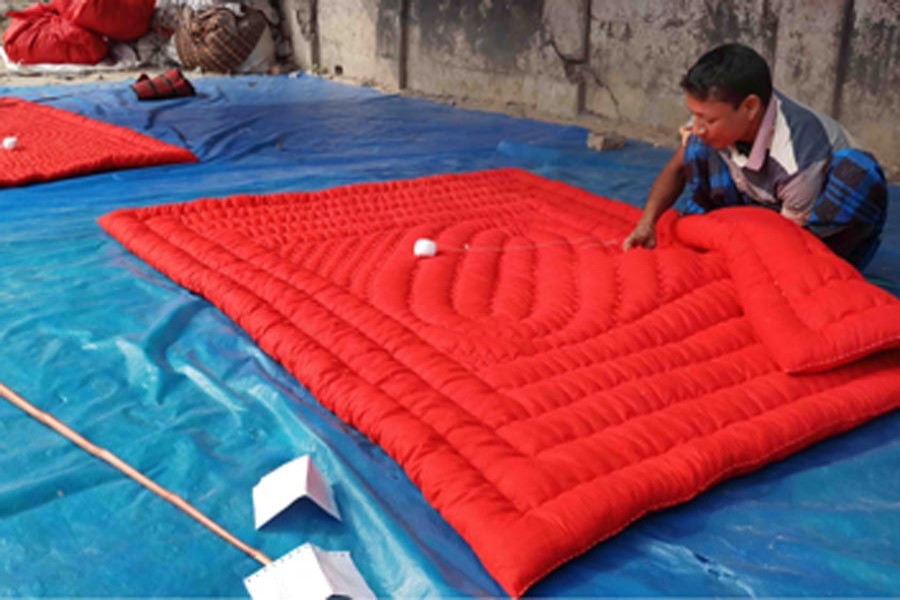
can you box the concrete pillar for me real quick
[771,0,846,116]
[544,0,588,61]
[281,0,319,70]
[837,0,900,165]
[542,0,589,114]
[318,0,403,89]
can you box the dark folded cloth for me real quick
[131,68,196,100]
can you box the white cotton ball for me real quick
[413,238,438,258]
[2,136,17,151]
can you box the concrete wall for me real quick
[405,0,589,117]
[281,0,900,171]
[839,0,900,169]
[585,1,779,128]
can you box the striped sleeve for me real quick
[777,158,829,226]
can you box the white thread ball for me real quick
[413,238,438,257]
[2,136,17,150]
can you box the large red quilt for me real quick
[100,169,900,597]
[0,97,196,188]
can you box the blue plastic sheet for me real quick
[0,74,897,597]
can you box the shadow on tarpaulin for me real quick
[0,74,897,598]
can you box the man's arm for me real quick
[622,143,687,250]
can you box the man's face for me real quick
[685,94,760,150]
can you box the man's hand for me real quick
[622,220,657,251]
[623,144,687,252]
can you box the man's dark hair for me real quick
[680,43,773,107]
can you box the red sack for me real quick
[3,2,107,65]
[55,0,155,41]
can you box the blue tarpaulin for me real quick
[0,74,897,597]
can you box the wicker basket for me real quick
[174,6,267,73]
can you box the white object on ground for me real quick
[244,543,376,600]
[413,237,438,257]
[3,136,17,150]
[253,455,341,529]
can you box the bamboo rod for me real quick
[0,382,272,566]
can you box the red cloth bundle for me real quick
[3,2,107,65]
[131,69,196,101]
[53,0,155,41]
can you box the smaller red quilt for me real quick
[0,98,197,188]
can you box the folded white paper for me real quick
[244,543,376,600]
[253,455,341,529]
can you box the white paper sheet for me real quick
[252,455,341,529]
[244,543,376,600]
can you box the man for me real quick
[623,43,887,269]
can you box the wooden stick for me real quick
[0,382,272,566]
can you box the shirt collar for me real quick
[741,95,778,171]
[728,94,778,171]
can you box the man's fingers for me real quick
[622,230,656,251]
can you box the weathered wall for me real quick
[406,0,584,116]
[316,0,405,87]
[585,1,779,128]
[280,0,900,170]
[838,0,900,167]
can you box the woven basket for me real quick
[174,6,267,73]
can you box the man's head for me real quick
[680,44,772,150]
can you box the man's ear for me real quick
[741,94,763,119]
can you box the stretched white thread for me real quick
[414,235,624,256]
